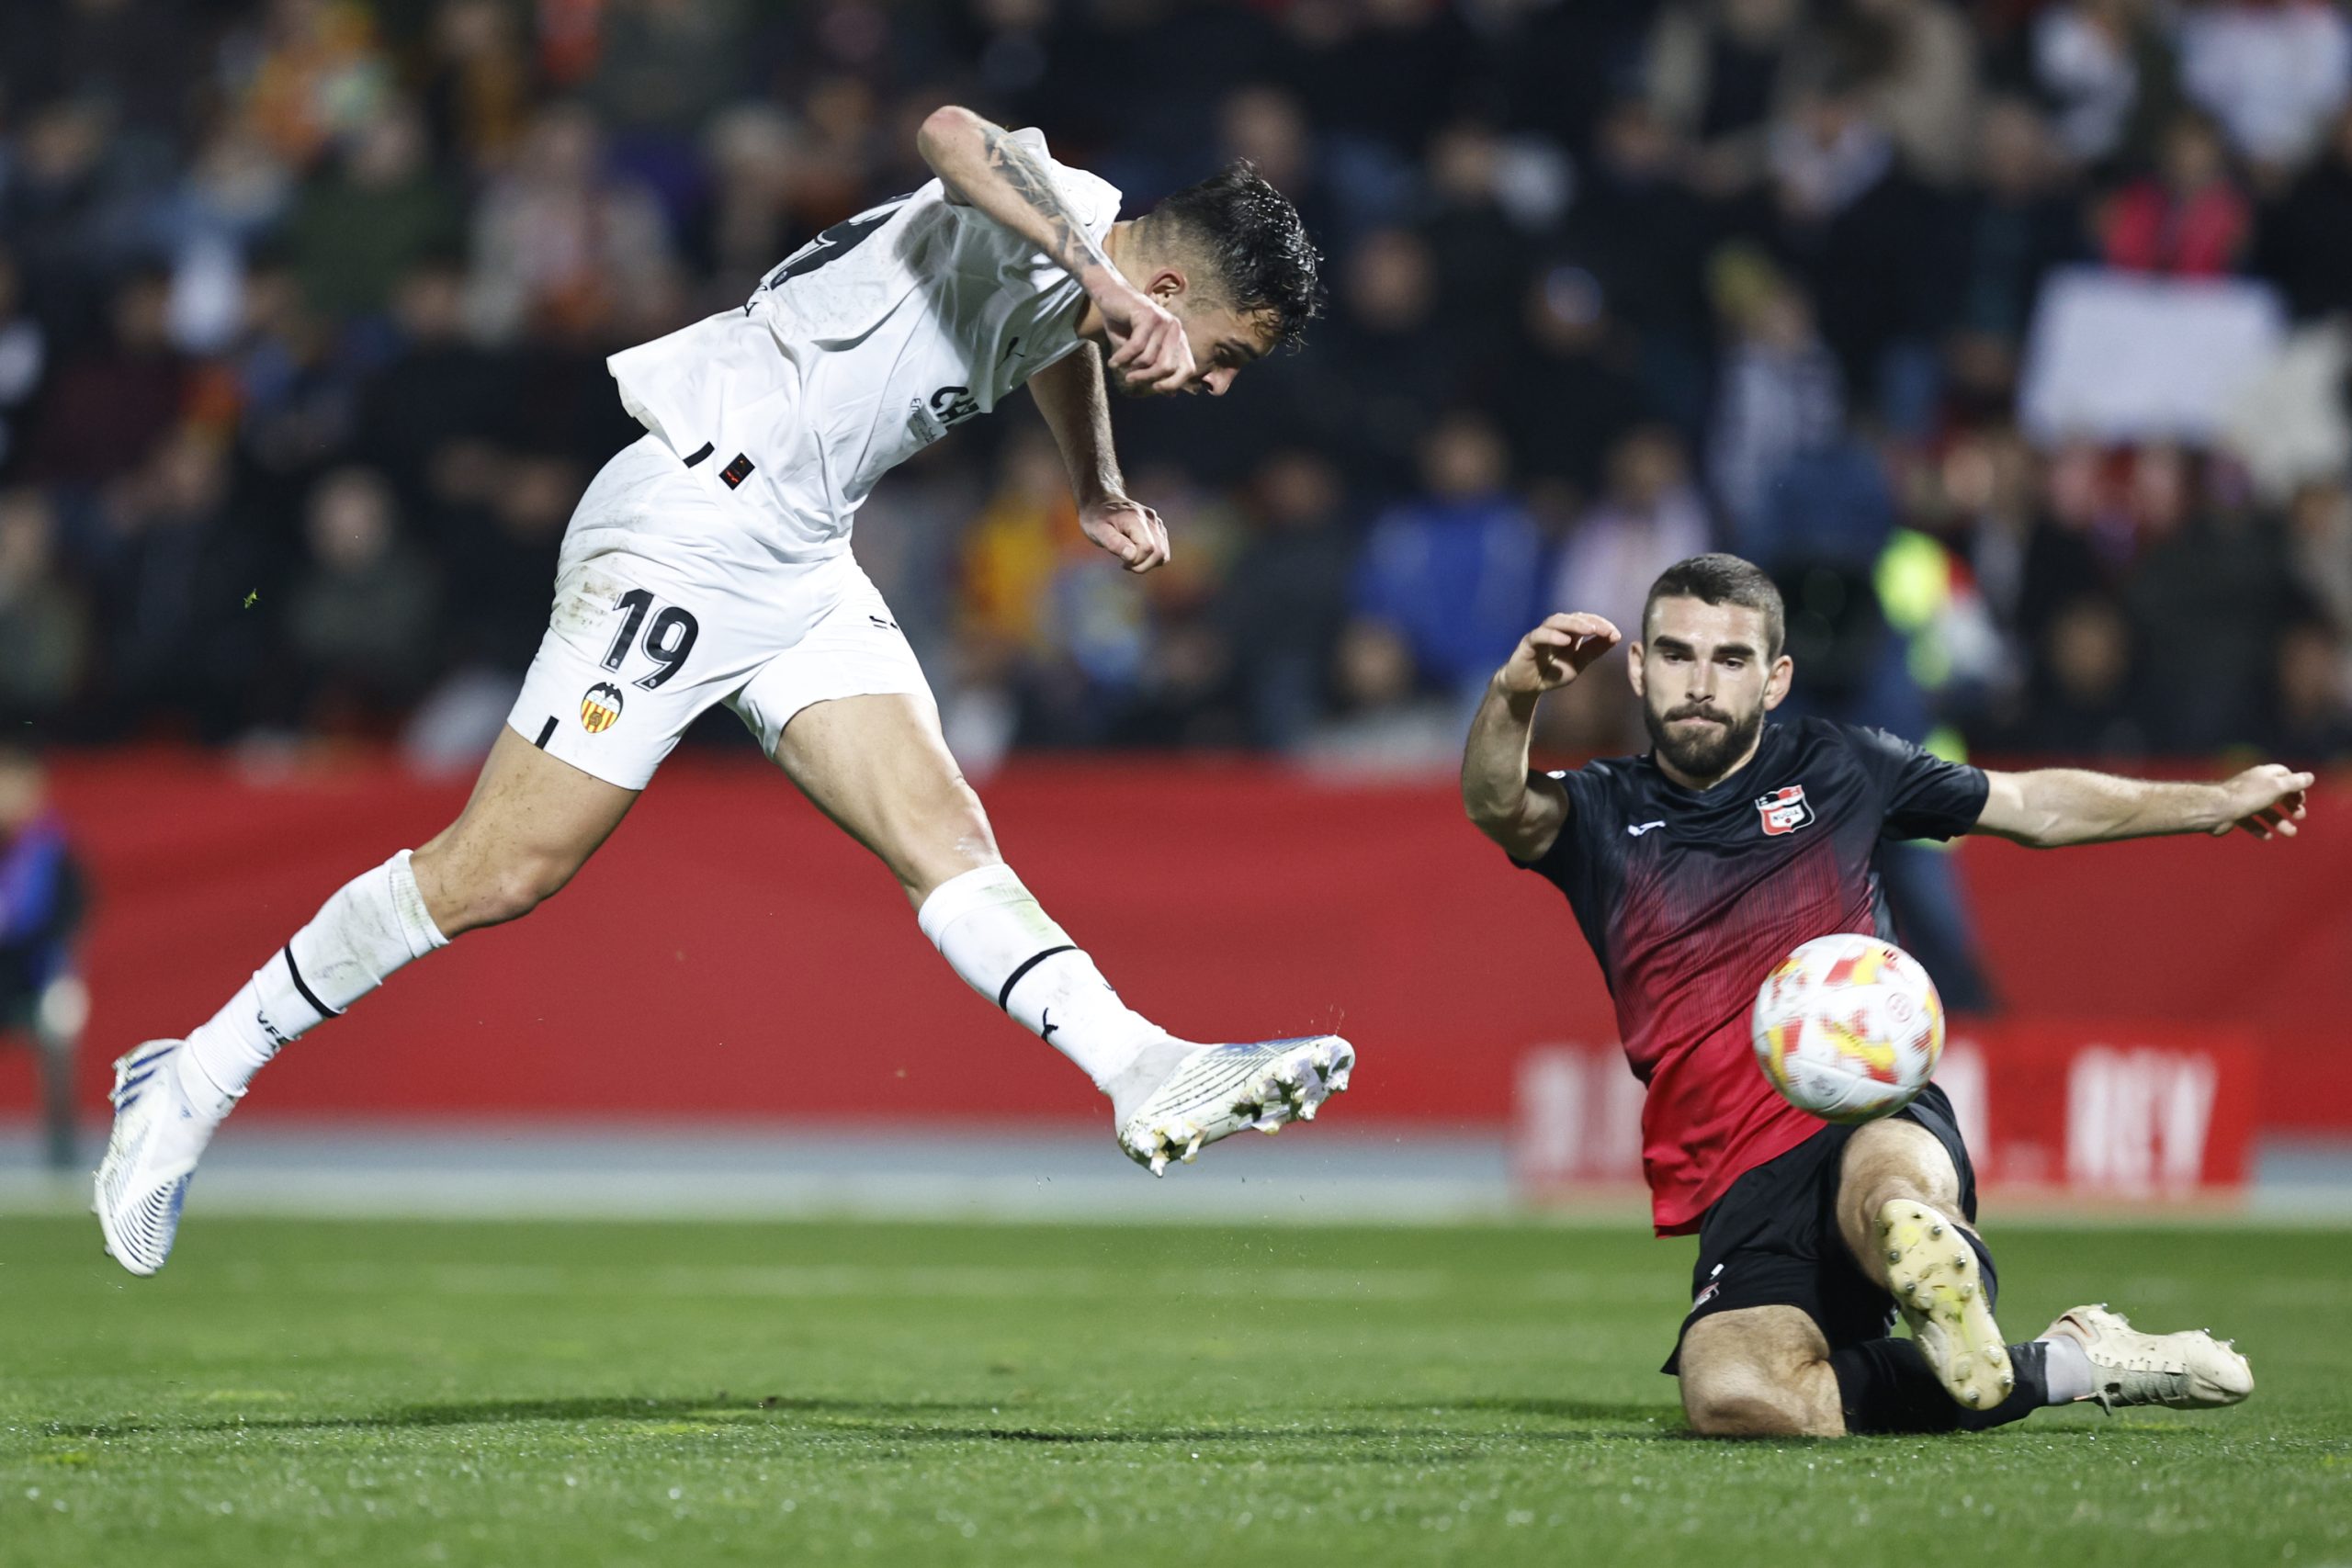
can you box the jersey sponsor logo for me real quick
[1626,820,1666,837]
[1756,784,1815,836]
[580,682,626,734]
[928,384,981,425]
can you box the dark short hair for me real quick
[1147,161,1324,352]
[1644,553,1786,659]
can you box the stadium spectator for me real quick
[0,250,48,475]
[0,490,89,725]
[1826,0,1983,188]
[1708,254,1844,532]
[464,101,681,344]
[1350,412,1543,714]
[0,738,86,1169]
[1500,265,1655,507]
[2119,451,2302,750]
[1541,425,1713,753]
[2013,592,2152,755]
[1216,450,1355,753]
[21,270,189,488]
[2028,0,2183,172]
[1646,0,1819,195]
[1941,97,2086,416]
[415,0,536,175]
[286,467,440,731]
[0,0,2346,766]
[284,101,464,321]
[2268,614,2352,761]
[2098,110,2252,276]
[2256,104,2352,319]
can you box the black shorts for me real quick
[1661,1084,1983,1375]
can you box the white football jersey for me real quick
[604,129,1121,565]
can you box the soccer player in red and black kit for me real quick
[1464,554,2307,1438]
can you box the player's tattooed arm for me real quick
[1975,763,2315,846]
[1464,615,1623,861]
[917,106,1196,392]
[919,107,1116,283]
[1029,345,1170,573]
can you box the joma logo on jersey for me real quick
[580,682,625,734]
[1756,784,1815,836]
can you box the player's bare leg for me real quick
[773,692,1351,1171]
[96,728,637,1274]
[1678,1307,1844,1438]
[412,728,641,935]
[1835,1119,2013,1410]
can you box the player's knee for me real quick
[422,845,576,931]
[1683,1381,1835,1439]
[889,781,1000,897]
[486,853,579,924]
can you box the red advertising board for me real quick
[1514,1022,2260,1197]
[0,750,2339,1151]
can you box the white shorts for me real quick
[507,436,931,790]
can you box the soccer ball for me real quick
[1750,933,1944,1124]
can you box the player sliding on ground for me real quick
[96,110,1351,1275]
[1464,553,2299,1437]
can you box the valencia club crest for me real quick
[580,682,625,734]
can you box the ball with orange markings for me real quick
[1750,933,1944,1124]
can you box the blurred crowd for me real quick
[3,0,2350,775]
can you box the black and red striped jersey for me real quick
[1516,717,1988,1235]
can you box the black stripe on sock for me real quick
[282,944,342,1021]
[533,716,557,749]
[997,944,1079,1011]
[681,441,715,468]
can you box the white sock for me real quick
[2039,1334,2096,1404]
[181,850,448,1100]
[917,863,1168,1089]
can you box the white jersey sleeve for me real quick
[604,130,1121,561]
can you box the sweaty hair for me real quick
[1143,161,1324,351]
[1644,553,1786,660]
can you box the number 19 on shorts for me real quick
[604,589,701,690]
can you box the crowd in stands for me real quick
[3,0,2349,774]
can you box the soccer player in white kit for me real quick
[96,107,1353,1275]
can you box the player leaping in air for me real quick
[1464,553,2301,1437]
[96,110,1351,1275]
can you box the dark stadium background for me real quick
[0,0,2348,1203]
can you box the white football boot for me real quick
[94,1040,235,1276]
[2041,1303,2254,1413]
[1878,1199,2015,1411]
[1106,1035,1354,1176]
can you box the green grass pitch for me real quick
[2,1214,2347,1566]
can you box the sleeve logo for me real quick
[580,682,626,733]
[1756,784,1814,836]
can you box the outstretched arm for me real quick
[1027,346,1170,573]
[1974,763,2314,847]
[1463,614,1623,862]
[916,105,1193,392]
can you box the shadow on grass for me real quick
[57,1393,1688,1452]
[57,1393,993,1438]
[1359,1396,1675,1426]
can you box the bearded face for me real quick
[1631,595,1789,788]
[1642,684,1768,785]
